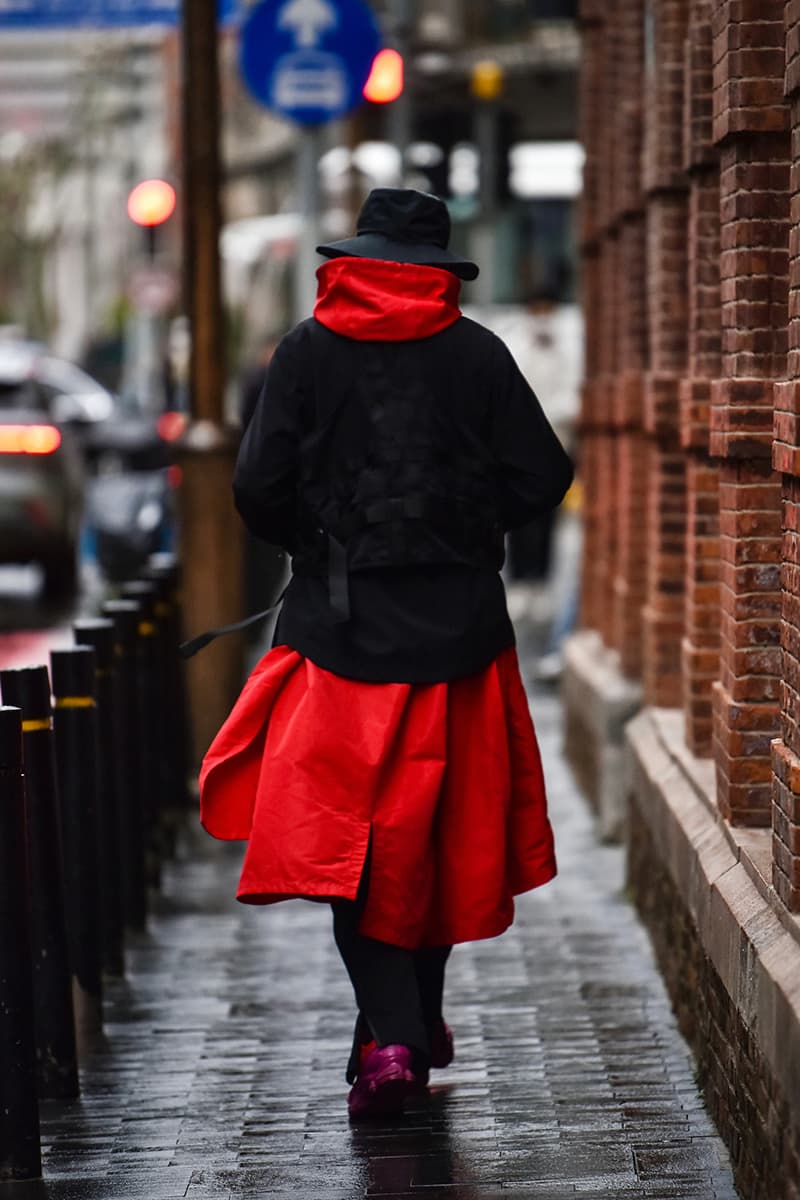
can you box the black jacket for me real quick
[233,315,573,574]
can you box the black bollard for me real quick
[143,557,190,857]
[0,667,78,1101]
[120,580,166,886]
[73,620,125,978]
[151,554,191,795]
[101,599,147,930]
[0,706,42,1182]
[50,646,103,1043]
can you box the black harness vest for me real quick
[290,327,505,619]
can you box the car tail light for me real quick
[0,424,62,454]
[157,411,188,442]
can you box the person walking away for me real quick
[198,188,574,1120]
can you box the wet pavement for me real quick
[15,663,739,1200]
[0,561,106,665]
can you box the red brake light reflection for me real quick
[0,425,62,454]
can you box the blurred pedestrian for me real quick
[199,188,573,1120]
[507,286,579,586]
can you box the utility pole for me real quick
[387,0,412,178]
[179,0,243,762]
[471,59,503,306]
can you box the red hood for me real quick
[313,257,462,341]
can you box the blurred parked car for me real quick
[84,411,182,583]
[0,339,115,437]
[0,368,85,599]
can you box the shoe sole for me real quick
[348,1070,417,1120]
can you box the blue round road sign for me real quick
[240,0,382,127]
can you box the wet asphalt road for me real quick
[4,635,740,1200]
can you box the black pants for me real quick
[332,857,451,1062]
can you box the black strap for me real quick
[325,496,431,623]
[178,586,287,659]
[335,494,432,542]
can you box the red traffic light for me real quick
[363,48,404,104]
[127,179,176,227]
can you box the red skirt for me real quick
[199,645,556,949]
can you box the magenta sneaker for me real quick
[347,1044,419,1120]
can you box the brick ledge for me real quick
[626,707,800,1112]
[636,706,798,948]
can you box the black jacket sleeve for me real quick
[232,333,302,552]
[490,334,574,530]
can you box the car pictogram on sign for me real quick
[272,50,347,111]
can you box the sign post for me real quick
[295,126,324,325]
[471,60,504,307]
[239,0,381,322]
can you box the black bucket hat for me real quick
[316,187,479,281]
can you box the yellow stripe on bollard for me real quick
[53,696,96,710]
[21,717,52,732]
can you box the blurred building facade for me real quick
[0,2,580,389]
[222,0,581,361]
[568,2,800,1195]
[0,30,174,361]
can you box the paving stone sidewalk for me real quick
[18,676,739,1200]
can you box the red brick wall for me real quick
[578,248,605,634]
[577,0,800,906]
[709,0,789,826]
[681,454,720,751]
[714,462,783,822]
[641,0,690,707]
[769,1,800,911]
[680,0,721,753]
[579,0,646,654]
[612,0,649,675]
[642,0,691,194]
[773,467,800,907]
[596,231,620,649]
[577,2,606,634]
[614,425,650,676]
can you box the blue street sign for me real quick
[0,0,236,29]
[240,0,381,127]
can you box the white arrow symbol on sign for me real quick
[277,0,338,48]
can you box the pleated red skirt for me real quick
[199,644,556,949]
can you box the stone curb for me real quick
[627,707,800,1115]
